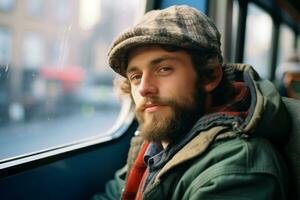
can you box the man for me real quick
[94,5,293,200]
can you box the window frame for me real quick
[0,98,135,170]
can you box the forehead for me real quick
[127,45,192,69]
[128,45,168,61]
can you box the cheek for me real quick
[176,90,195,105]
[172,81,198,105]
[131,86,141,105]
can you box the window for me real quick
[231,0,239,62]
[23,32,46,69]
[275,24,296,81]
[0,0,140,162]
[244,3,273,78]
[0,0,15,12]
[159,0,207,12]
[0,27,12,66]
[277,24,295,69]
[298,36,300,56]
[50,0,72,23]
[0,27,11,126]
[26,0,45,17]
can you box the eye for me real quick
[129,74,142,83]
[158,66,173,74]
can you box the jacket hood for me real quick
[224,63,291,143]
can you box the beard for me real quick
[135,87,205,144]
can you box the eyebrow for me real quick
[126,55,179,76]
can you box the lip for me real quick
[143,104,165,112]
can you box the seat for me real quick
[282,97,300,199]
[283,72,300,100]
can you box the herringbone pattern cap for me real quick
[108,5,221,76]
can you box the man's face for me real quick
[126,46,205,143]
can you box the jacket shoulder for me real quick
[171,137,289,199]
[189,138,286,182]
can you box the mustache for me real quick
[136,96,175,112]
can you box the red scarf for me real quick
[121,142,149,200]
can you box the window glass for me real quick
[23,33,46,68]
[0,0,15,12]
[0,0,139,161]
[50,0,72,23]
[0,27,11,127]
[26,0,45,17]
[159,0,207,13]
[0,27,12,65]
[231,0,239,62]
[298,36,300,56]
[277,24,295,69]
[244,3,273,78]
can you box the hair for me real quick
[116,44,234,106]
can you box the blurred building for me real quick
[0,0,138,122]
[0,0,83,99]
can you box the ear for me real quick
[203,64,223,93]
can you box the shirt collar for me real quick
[144,142,163,165]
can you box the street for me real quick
[0,108,120,161]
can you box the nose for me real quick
[138,74,158,97]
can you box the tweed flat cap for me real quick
[108,5,221,76]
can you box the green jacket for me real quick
[94,64,293,200]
